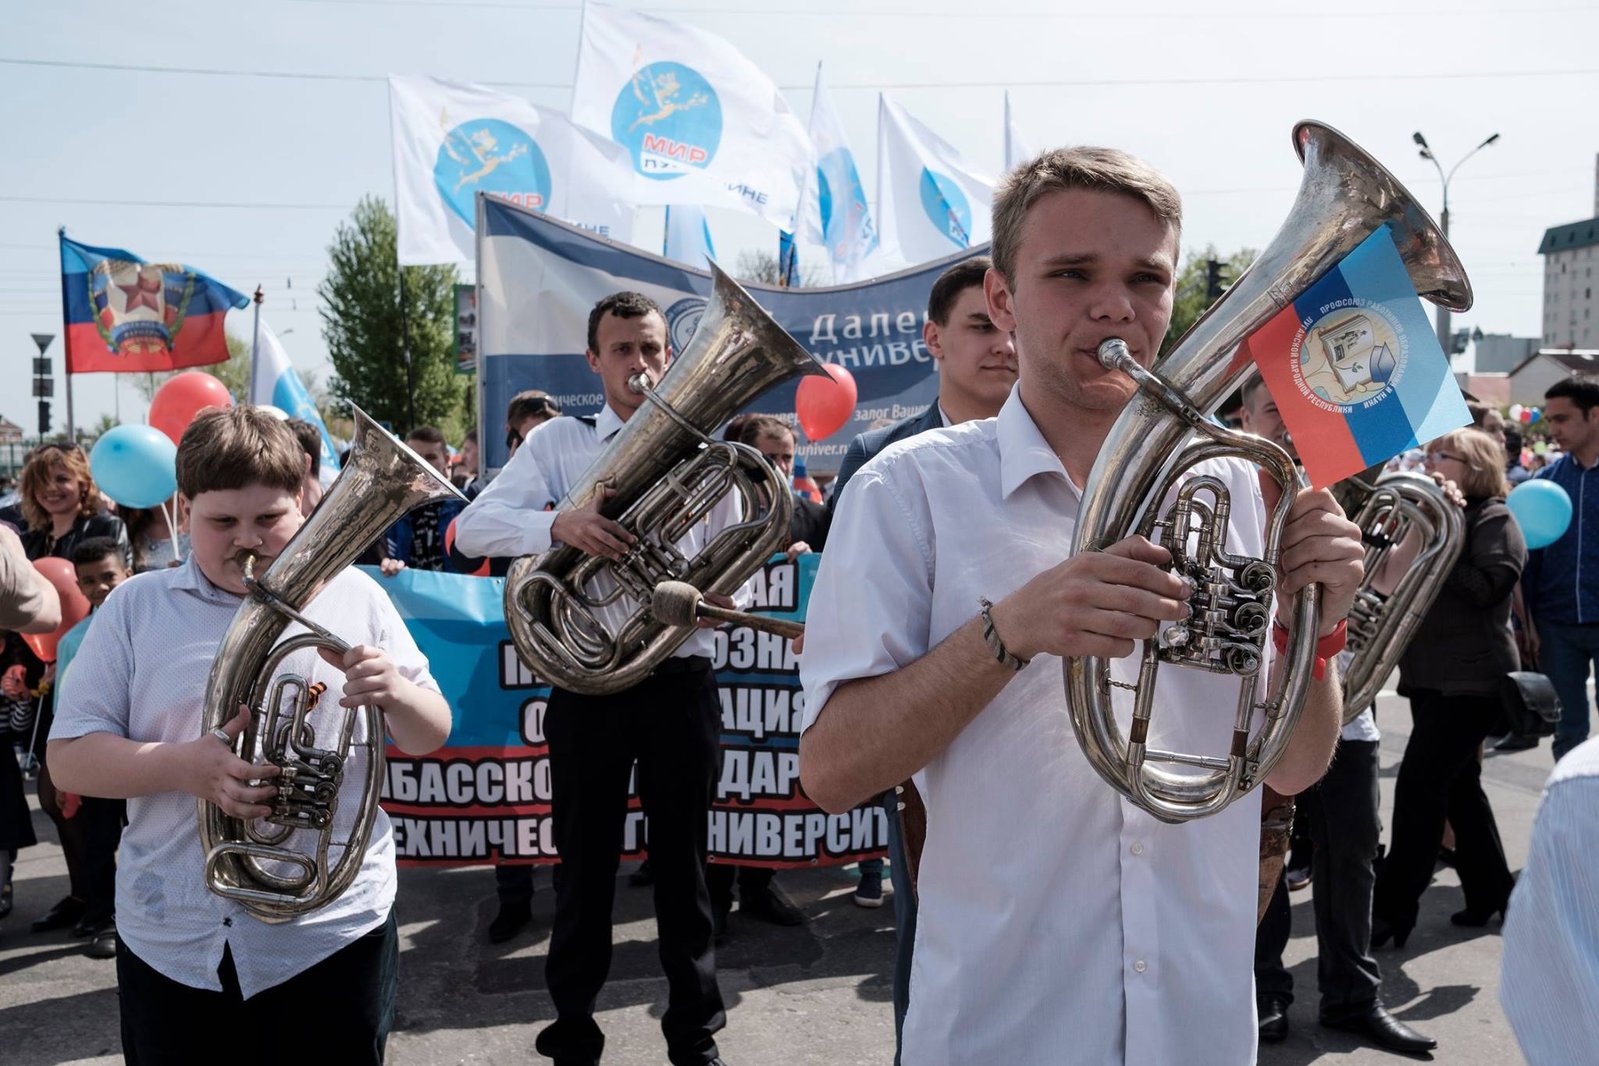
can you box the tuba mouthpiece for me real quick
[1096,338,1134,370]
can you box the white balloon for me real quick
[254,404,291,421]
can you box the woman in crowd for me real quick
[1372,428,1523,948]
[15,444,129,937]
[116,500,188,572]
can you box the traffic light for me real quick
[1205,259,1228,302]
[37,400,51,438]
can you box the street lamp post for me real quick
[1413,130,1500,356]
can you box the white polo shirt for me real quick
[51,556,439,999]
[801,386,1265,1065]
[456,403,746,659]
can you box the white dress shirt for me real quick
[455,403,744,660]
[1501,736,1599,1065]
[51,557,438,998]
[801,386,1266,1065]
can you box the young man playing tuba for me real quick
[798,148,1364,1064]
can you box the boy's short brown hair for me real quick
[177,406,305,499]
[991,147,1183,282]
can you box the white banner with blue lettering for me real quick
[389,74,639,266]
[477,194,987,473]
[570,2,811,230]
[375,556,886,868]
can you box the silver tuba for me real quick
[1065,121,1472,822]
[199,408,465,922]
[1340,470,1464,721]
[505,262,828,695]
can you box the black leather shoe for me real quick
[1493,733,1538,753]
[1258,995,1289,1043]
[83,922,117,960]
[740,885,806,927]
[30,896,86,934]
[1321,1005,1437,1055]
[1370,915,1412,950]
[488,901,532,944]
[1451,903,1507,928]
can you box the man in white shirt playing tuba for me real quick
[798,147,1364,1065]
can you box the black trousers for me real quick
[116,910,398,1065]
[1255,739,1383,1020]
[1375,690,1515,928]
[705,862,773,913]
[78,796,125,926]
[536,659,725,1066]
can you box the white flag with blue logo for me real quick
[389,74,638,266]
[250,316,341,486]
[877,95,996,267]
[1005,92,1036,170]
[662,206,716,266]
[800,64,887,283]
[570,3,811,231]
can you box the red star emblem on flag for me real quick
[119,272,162,313]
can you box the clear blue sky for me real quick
[4,0,1596,439]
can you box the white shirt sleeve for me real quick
[454,425,562,558]
[1501,774,1599,1064]
[798,462,935,733]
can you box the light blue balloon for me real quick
[1507,479,1572,550]
[90,425,178,509]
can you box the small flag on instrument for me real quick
[1240,227,1470,488]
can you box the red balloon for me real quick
[149,371,233,445]
[22,557,92,664]
[796,364,858,442]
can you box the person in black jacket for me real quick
[16,442,130,942]
[1372,427,1524,948]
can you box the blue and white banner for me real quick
[877,95,996,267]
[800,63,886,283]
[476,194,989,473]
[570,3,811,230]
[389,74,638,266]
[375,557,886,868]
[250,315,340,485]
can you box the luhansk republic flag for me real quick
[60,233,248,375]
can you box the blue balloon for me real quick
[90,425,178,509]
[1507,479,1573,550]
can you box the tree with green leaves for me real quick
[318,196,465,437]
[1161,245,1258,357]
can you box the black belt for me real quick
[652,655,713,675]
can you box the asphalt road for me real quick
[0,685,1564,1065]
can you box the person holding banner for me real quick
[799,148,1363,1065]
[823,253,1016,1062]
[456,292,741,1066]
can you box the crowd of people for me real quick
[2,142,1597,1066]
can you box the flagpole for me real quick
[397,257,417,433]
[250,286,264,406]
[56,228,70,443]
